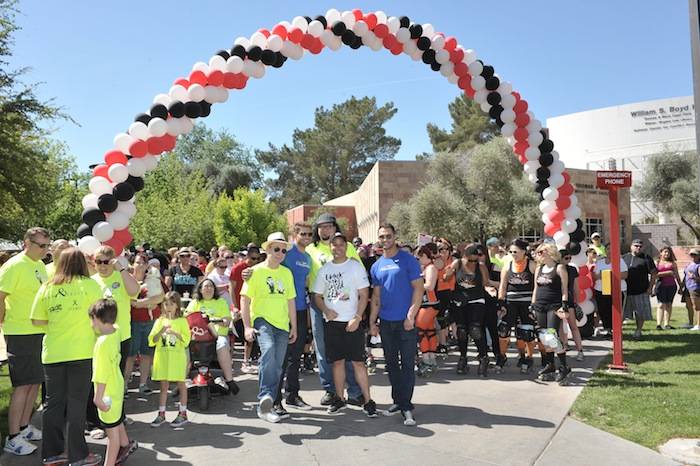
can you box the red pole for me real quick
[607,187,627,370]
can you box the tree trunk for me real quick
[680,216,700,243]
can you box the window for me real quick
[585,218,603,240]
[520,227,541,243]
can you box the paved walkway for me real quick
[0,339,677,465]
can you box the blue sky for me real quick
[8,0,694,170]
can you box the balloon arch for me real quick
[75,9,594,325]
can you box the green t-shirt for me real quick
[593,244,607,258]
[306,241,360,291]
[149,316,191,382]
[46,262,56,280]
[92,271,136,342]
[186,298,229,337]
[30,277,103,364]
[241,263,296,331]
[0,252,47,335]
[92,328,124,424]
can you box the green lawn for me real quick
[571,310,700,450]
[0,364,12,439]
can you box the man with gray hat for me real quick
[622,239,657,340]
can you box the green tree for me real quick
[425,94,499,154]
[129,153,216,250]
[213,188,288,249]
[256,96,401,209]
[0,0,70,239]
[389,138,540,242]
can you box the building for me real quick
[546,96,696,224]
[285,161,632,247]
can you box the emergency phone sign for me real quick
[596,171,632,189]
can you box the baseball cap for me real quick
[331,232,347,243]
[631,239,643,246]
[486,237,499,247]
[690,248,700,256]
[591,232,601,239]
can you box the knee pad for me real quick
[515,324,536,342]
[497,320,511,338]
[468,323,483,341]
[457,325,468,341]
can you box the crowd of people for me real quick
[1,220,699,464]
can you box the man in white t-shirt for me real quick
[592,254,629,335]
[312,233,377,418]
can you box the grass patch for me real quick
[0,364,12,439]
[571,310,700,450]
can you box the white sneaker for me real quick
[401,410,416,426]
[576,351,584,362]
[4,435,37,455]
[241,363,258,375]
[680,323,693,329]
[20,425,42,441]
[691,325,700,331]
[257,395,279,423]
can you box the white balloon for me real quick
[583,288,593,301]
[292,16,308,32]
[422,23,435,38]
[304,20,322,37]
[192,62,208,73]
[168,84,188,102]
[107,212,129,231]
[387,16,400,34]
[166,118,182,136]
[550,160,565,175]
[152,93,172,107]
[147,118,168,137]
[551,150,560,162]
[340,11,356,29]
[569,194,579,207]
[89,177,113,196]
[524,161,540,175]
[430,34,445,50]
[233,37,251,48]
[375,11,387,24]
[468,60,483,75]
[107,164,128,183]
[554,231,570,248]
[113,133,134,154]
[500,109,516,123]
[325,8,341,24]
[266,34,284,52]
[447,74,459,84]
[78,236,101,255]
[250,31,267,47]
[226,56,244,73]
[92,221,114,242]
[528,131,544,146]
[528,173,538,184]
[435,49,450,64]
[480,101,491,113]
[128,122,148,141]
[542,187,558,201]
[354,20,371,37]
[500,94,516,109]
[142,155,158,172]
[187,84,205,102]
[562,218,577,234]
[82,193,99,210]
[396,28,411,44]
[127,158,146,177]
[117,201,137,218]
[204,85,219,103]
[208,54,226,72]
[566,205,582,219]
[527,119,543,133]
[497,81,513,96]
[281,41,303,59]
[500,123,516,137]
[525,147,541,161]
[471,75,486,91]
[180,117,195,134]
[549,173,565,189]
[474,89,489,104]
[463,48,477,64]
[580,299,595,315]
[244,60,265,79]
[439,60,454,77]
[539,199,556,214]
[327,35,344,51]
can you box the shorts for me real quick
[435,289,453,326]
[504,301,535,329]
[656,284,677,305]
[623,293,653,320]
[216,335,230,351]
[100,405,126,429]
[129,321,155,357]
[324,321,365,363]
[5,334,44,387]
[690,290,700,312]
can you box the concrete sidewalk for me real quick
[0,339,677,465]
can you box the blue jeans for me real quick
[254,318,288,401]
[310,301,362,399]
[380,319,417,411]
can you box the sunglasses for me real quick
[272,247,287,254]
[298,232,313,237]
[224,256,235,259]
[467,259,479,263]
[179,254,190,258]
[31,240,51,249]
[95,259,111,265]
[509,250,520,254]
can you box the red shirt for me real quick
[229,261,251,308]
[130,279,167,322]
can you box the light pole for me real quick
[690,0,700,216]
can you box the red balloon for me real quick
[518,154,527,165]
[222,72,237,89]
[237,75,248,90]
[563,172,571,184]
[512,91,521,101]
[162,134,177,152]
[147,137,163,155]
[514,127,529,142]
[207,70,224,87]
[112,228,133,247]
[129,140,148,158]
[363,13,377,29]
[257,28,270,38]
[514,141,529,156]
[93,165,109,179]
[463,87,476,98]
[373,24,389,39]
[515,112,530,128]
[450,48,464,64]
[310,38,324,55]
[189,70,208,86]
[352,8,363,20]
[288,27,303,44]
[104,150,127,166]
[547,209,565,223]
[457,75,472,91]
[271,24,288,40]
[559,183,575,197]
[444,36,457,51]
[390,45,403,55]
[578,289,587,302]
[544,222,559,237]
[555,196,571,210]
[174,77,190,89]
[514,99,528,114]
[578,274,592,290]
[103,237,124,256]
[383,34,397,50]
[301,33,315,50]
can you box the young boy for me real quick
[90,299,138,465]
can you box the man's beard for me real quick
[321,234,332,241]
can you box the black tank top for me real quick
[534,265,562,305]
[506,259,534,302]
[455,261,485,301]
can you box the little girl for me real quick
[149,291,191,428]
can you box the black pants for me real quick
[594,291,624,330]
[453,302,488,358]
[484,295,499,358]
[43,359,92,462]
[275,311,309,403]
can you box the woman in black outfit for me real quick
[451,244,492,376]
[531,243,571,383]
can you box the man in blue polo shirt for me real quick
[369,223,423,426]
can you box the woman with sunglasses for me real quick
[497,239,537,374]
[434,239,456,356]
[452,244,491,376]
[531,243,571,383]
[654,246,681,330]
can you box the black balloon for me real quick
[113,182,135,202]
[350,36,363,49]
[495,118,505,128]
[430,62,441,72]
[98,193,118,213]
[539,139,554,153]
[576,219,584,229]
[304,16,312,23]
[416,36,431,50]
[566,242,582,256]
[480,65,494,79]
[331,21,347,36]
[539,153,554,167]
[485,76,500,91]
[489,105,504,120]
[77,223,92,239]
[184,101,202,118]
[216,49,230,60]
[134,113,151,125]
[315,15,327,28]
[126,175,144,192]
[570,229,585,243]
[341,30,356,46]
[261,49,276,65]
[399,16,410,28]
[82,208,106,227]
[487,92,502,105]
[535,183,547,194]
[272,52,286,68]
[422,49,436,64]
[536,167,551,180]
[409,24,423,39]
[230,44,246,58]
[150,104,168,120]
[247,45,262,62]
[200,101,212,117]
[168,101,185,118]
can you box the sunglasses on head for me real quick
[95,259,111,265]
[272,247,287,254]
[179,254,190,258]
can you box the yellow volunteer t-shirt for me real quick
[241,263,295,331]
[149,316,191,382]
[46,262,56,280]
[306,241,360,289]
[92,271,137,342]
[92,329,124,425]
[186,298,229,337]
[30,277,103,364]
[0,252,47,335]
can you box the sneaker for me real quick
[69,453,102,466]
[692,325,700,331]
[401,410,416,426]
[326,398,346,415]
[150,413,166,427]
[656,325,663,330]
[241,363,258,374]
[257,395,280,423]
[346,395,364,407]
[214,376,229,392]
[664,325,675,330]
[273,404,290,420]
[42,453,68,465]
[124,416,135,425]
[5,434,37,455]
[384,403,401,416]
[138,384,152,395]
[170,412,188,428]
[227,379,240,395]
[20,424,42,441]
[363,400,378,418]
[286,394,312,411]
[115,440,138,465]
[320,391,337,406]
[576,351,584,362]
[555,365,572,384]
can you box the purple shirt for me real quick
[684,262,700,291]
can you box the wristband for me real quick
[497,299,507,309]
